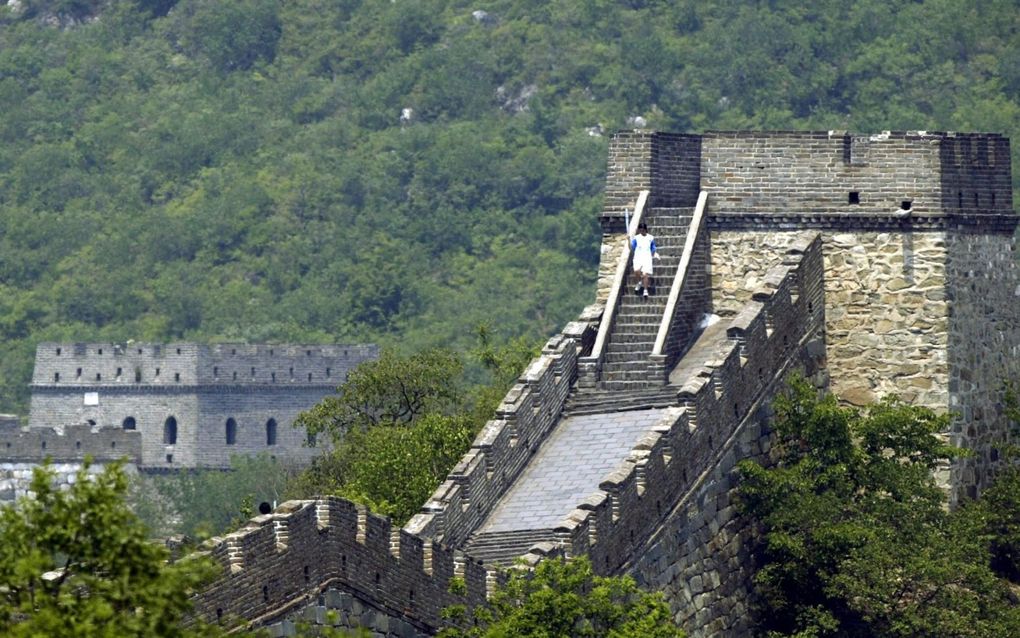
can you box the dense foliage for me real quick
[130,453,300,539]
[0,462,219,637]
[2,0,1019,414]
[737,379,1020,638]
[291,338,537,524]
[439,555,685,638]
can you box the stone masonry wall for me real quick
[940,135,1014,214]
[0,420,141,503]
[701,131,1012,217]
[27,342,377,468]
[263,588,431,638]
[521,233,827,638]
[710,229,950,409]
[946,231,1020,501]
[405,323,589,547]
[191,497,489,634]
[625,340,827,638]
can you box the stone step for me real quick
[602,368,658,381]
[461,529,557,567]
[597,379,665,392]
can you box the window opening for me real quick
[266,418,277,446]
[226,418,237,445]
[163,417,177,445]
[123,417,136,430]
[848,191,860,205]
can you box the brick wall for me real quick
[0,420,141,462]
[26,343,377,468]
[191,497,489,633]
[528,233,827,637]
[405,325,589,547]
[939,134,1013,214]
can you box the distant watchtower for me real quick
[28,342,378,468]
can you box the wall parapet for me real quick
[650,191,712,379]
[528,232,826,576]
[0,421,141,463]
[405,315,596,547]
[192,496,489,632]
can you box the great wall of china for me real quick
[5,130,1019,636]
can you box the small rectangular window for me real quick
[76,367,82,379]
[848,191,860,205]
[116,367,122,378]
[155,368,160,377]
[176,348,181,355]
[56,348,62,356]
[96,373,101,381]
[54,372,60,382]
[174,372,180,382]
[98,348,103,355]
[213,366,218,378]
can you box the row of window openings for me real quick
[846,192,996,208]
[56,347,185,356]
[147,416,289,446]
[56,347,349,357]
[54,367,338,382]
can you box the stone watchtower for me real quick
[605,130,1018,500]
[28,342,378,468]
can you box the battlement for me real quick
[603,130,1014,229]
[548,232,825,573]
[26,342,379,468]
[0,420,141,462]
[405,313,598,547]
[192,496,489,632]
[31,342,378,387]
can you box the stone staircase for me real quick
[563,384,678,416]
[598,207,693,391]
[461,529,558,567]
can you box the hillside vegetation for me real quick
[1,0,1018,413]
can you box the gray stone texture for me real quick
[478,409,670,533]
[184,130,1017,638]
[25,342,377,468]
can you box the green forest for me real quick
[1,0,1019,414]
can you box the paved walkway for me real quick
[478,408,669,533]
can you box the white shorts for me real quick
[633,253,654,275]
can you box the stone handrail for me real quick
[521,233,825,575]
[652,190,708,358]
[577,190,649,385]
[191,496,489,632]
[403,311,598,548]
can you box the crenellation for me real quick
[23,342,378,468]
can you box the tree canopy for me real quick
[2,0,1019,415]
[290,337,538,523]
[0,462,219,637]
[439,555,685,638]
[737,379,1020,637]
